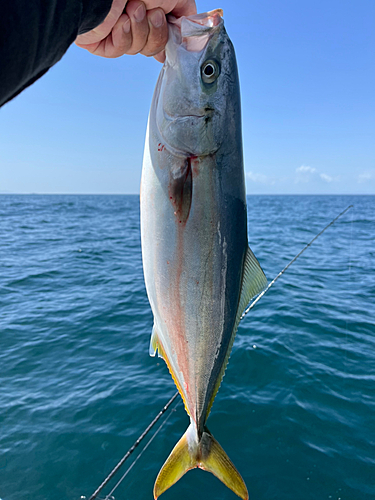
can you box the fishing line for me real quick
[86,391,179,500]
[84,205,352,499]
[343,205,354,385]
[240,204,353,320]
[103,400,180,500]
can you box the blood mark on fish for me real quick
[190,156,200,178]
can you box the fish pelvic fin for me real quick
[154,424,248,500]
[149,325,160,357]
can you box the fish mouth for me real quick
[169,114,207,121]
[163,107,215,121]
[168,9,223,52]
[167,114,204,119]
[169,9,223,36]
[163,108,214,122]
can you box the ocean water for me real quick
[0,194,374,500]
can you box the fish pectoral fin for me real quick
[149,325,164,359]
[154,425,248,500]
[239,245,268,309]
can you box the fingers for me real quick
[75,0,197,60]
[153,49,166,63]
[170,0,197,17]
[142,0,197,18]
[125,1,149,55]
[124,2,168,57]
[75,0,127,45]
[107,13,133,57]
[75,13,131,58]
[76,1,168,59]
[142,8,168,57]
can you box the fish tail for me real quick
[154,424,248,499]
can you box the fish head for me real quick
[154,10,240,157]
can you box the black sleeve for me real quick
[0,0,113,107]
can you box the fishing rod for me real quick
[102,399,181,500]
[86,391,179,500]
[84,204,353,500]
[241,204,353,319]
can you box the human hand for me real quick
[75,0,197,62]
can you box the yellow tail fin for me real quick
[154,425,248,499]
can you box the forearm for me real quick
[0,0,113,107]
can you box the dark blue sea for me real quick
[0,194,374,500]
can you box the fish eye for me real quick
[201,60,220,84]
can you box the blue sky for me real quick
[1,0,374,194]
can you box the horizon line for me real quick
[0,192,373,196]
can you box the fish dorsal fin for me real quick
[205,246,267,418]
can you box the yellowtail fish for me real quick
[140,9,267,499]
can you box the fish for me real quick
[140,9,267,499]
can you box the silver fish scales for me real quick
[140,9,267,499]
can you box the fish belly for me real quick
[141,126,247,429]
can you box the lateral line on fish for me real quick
[240,205,354,321]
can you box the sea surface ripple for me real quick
[0,194,374,500]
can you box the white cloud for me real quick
[295,165,317,183]
[296,165,316,174]
[245,165,346,193]
[295,165,338,184]
[246,171,275,184]
[358,171,375,183]
[320,173,333,182]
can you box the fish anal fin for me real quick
[149,325,190,417]
[154,425,248,500]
